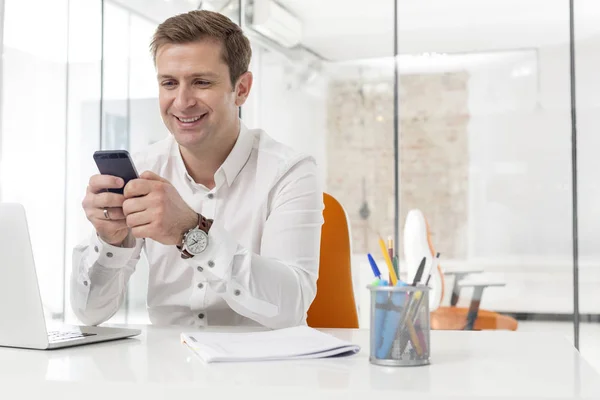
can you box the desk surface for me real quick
[1,325,599,400]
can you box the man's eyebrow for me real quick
[157,73,219,80]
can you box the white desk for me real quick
[1,326,599,399]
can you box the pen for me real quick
[368,254,388,353]
[399,253,442,355]
[412,257,427,286]
[381,281,422,359]
[378,236,398,286]
[367,253,382,281]
[392,256,426,357]
[424,252,441,285]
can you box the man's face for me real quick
[156,39,248,150]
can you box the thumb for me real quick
[140,170,170,184]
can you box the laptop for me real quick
[0,202,141,350]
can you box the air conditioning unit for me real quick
[250,0,303,48]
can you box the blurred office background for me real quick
[2,0,600,370]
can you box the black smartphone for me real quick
[93,150,139,194]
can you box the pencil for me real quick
[378,236,398,286]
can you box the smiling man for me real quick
[71,10,324,329]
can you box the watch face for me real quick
[185,229,208,255]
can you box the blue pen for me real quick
[368,254,387,351]
[376,280,408,359]
[373,279,388,352]
[367,253,382,279]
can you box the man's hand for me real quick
[122,171,198,245]
[82,175,129,246]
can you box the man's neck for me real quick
[179,122,240,189]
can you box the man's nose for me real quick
[174,87,196,109]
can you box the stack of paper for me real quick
[181,326,360,363]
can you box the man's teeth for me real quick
[178,115,202,123]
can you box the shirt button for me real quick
[234,289,241,296]
[197,266,203,272]
[83,281,88,287]
[197,283,204,289]
[106,252,113,258]
[208,260,215,268]
[207,193,214,199]
[198,313,205,319]
[94,246,99,253]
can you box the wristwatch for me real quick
[178,214,213,259]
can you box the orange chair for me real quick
[307,193,359,328]
[412,212,518,331]
[432,269,518,330]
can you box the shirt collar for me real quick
[217,121,254,187]
[171,121,254,189]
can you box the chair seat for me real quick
[431,307,518,331]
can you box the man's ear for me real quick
[234,71,253,107]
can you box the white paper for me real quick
[181,326,360,363]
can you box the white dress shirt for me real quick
[71,122,324,329]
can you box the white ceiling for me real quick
[112,0,600,62]
[110,0,199,23]
[280,0,600,61]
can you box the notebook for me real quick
[180,326,361,363]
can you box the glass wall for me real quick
[1,0,598,370]
[64,0,103,323]
[395,1,575,316]
[1,0,69,319]
[575,0,600,371]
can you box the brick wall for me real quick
[327,72,469,258]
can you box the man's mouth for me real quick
[175,114,207,123]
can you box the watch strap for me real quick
[198,214,213,234]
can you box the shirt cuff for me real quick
[85,231,140,269]
[188,220,238,281]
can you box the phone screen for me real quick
[93,150,139,194]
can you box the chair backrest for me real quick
[404,209,446,311]
[307,193,359,328]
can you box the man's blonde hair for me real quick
[150,10,252,87]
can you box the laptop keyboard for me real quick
[48,330,97,343]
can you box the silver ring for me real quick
[103,208,111,220]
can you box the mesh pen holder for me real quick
[368,283,430,366]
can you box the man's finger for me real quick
[125,211,153,228]
[124,178,152,199]
[89,174,124,193]
[140,170,170,184]
[92,192,125,209]
[96,207,126,221]
[122,198,147,216]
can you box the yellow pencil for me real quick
[378,236,398,285]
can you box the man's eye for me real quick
[195,80,210,86]
[162,81,176,88]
